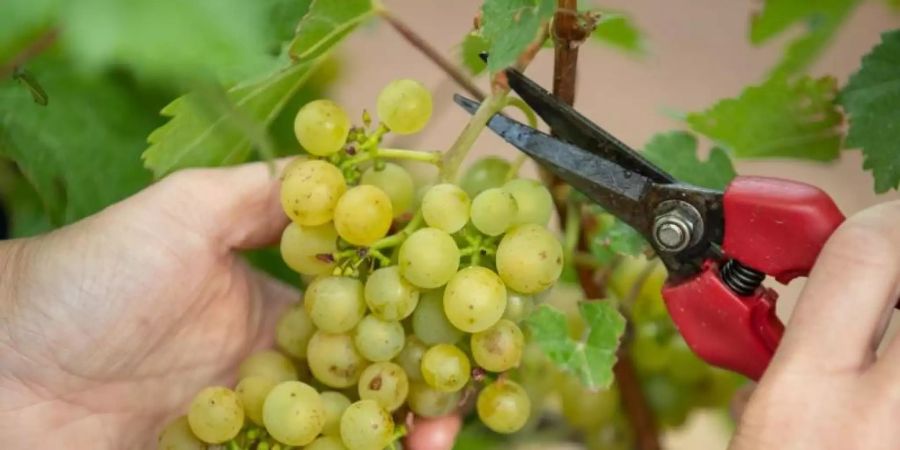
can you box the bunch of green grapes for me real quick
[159,79,564,450]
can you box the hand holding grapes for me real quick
[731,201,900,450]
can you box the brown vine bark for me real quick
[550,1,661,449]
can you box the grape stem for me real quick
[389,424,409,450]
[440,92,508,182]
[340,147,442,169]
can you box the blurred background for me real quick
[2,0,899,448]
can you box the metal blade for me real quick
[479,108,657,237]
[503,68,675,184]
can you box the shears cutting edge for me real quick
[453,67,846,381]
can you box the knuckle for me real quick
[821,202,900,272]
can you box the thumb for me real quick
[152,158,302,251]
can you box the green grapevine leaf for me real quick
[481,0,555,73]
[0,0,58,63]
[526,302,625,390]
[143,60,321,177]
[61,0,274,81]
[0,59,158,226]
[0,166,54,238]
[839,29,900,192]
[590,213,646,264]
[460,32,490,76]
[591,11,645,54]
[750,0,860,78]
[643,131,736,190]
[288,0,374,62]
[686,76,843,161]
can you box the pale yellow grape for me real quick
[262,381,325,446]
[275,303,317,359]
[470,319,524,372]
[398,228,460,289]
[187,387,244,444]
[340,400,395,450]
[364,266,419,321]
[503,291,535,323]
[420,344,470,392]
[157,416,204,450]
[503,178,553,226]
[238,350,297,383]
[307,331,367,388]
[306,436,349,450]
[408,382,461,417]
[235,376,277,425]
[280,222,337,276]
[361,163,415,217]
[281,160,347,226]
[358,362,409,411]
[476,380,531,434]
[496,224,564,294]
[395,335,428,381]
[376,79,432,134]
[334,185,393,246]
[443,266,507,333]
[320,391,352,436]
[353,315,405,362]
[304,276,366,333]
[421,184,470,233]
[411,289,463,345]
[294,99,351,156]
[470,187,518,236]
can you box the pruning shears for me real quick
[453,67,846,381]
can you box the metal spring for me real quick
[721,259,765,296]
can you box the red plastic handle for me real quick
[662,176,845,380]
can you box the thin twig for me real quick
[0,28,59,79]
[550,1,661,449]
[378,9,486,101]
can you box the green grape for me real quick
[235,376,277,426]
[398,228,460,289]
[470,187,518,236]
[421,183,471,233]
[262,381,325,446]
[420,344,471,392]
[459,156,511,197]
[280,222,338,276]
[411,289,464,345]
[157,416,204,450]
[642,374,689,428]
[307,331,368,388]
[608,255,668,322]
[334,185,393,246]
[665,336,708,384]
[443,266,507,333]
[364,266,420,321]
[340,400,395,450]
[187,387,244,444]
[306,435,349,450]
[304,276,366,333]
[503,291,535,323]
[502,178,553,226]
[358,361,410,411]
[408,382,461,417]
[353,315,405,362]
[276,302,317,359]
[361,163,415,217]
[470,319,524,372]
[395,335,428,381]
[294,99,351,156]
[281,160,347,226]
[496,224,563,294]
[559,374,618,430]
[376,79,433,134]
[238,350,297,383]
[631,321,673,373]
[476,380,530,434]
[320,391,352,436]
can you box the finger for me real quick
[246,268,300,351]
[404,415,462,450]
[871,312,900,380]
[729,383,755,421]
[155,158,302,251]
[773,201,900,374]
